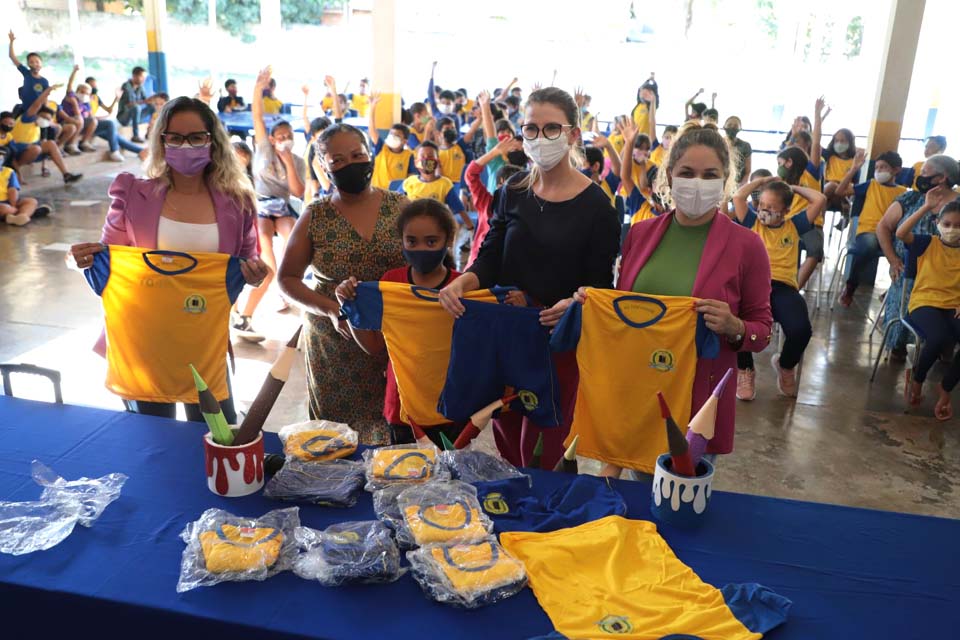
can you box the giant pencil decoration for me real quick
[658,391,695,477]
[233,326,303,446]
[191,364,234,446]
[409,420,432,447]
[529,432,545,469]
[686,368,732,467]
[553,435,580,474]
[439,432,456,451]
[453,393,519,449]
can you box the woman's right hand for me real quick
[66,242,104,271]
[889,256,904,282]
[438,279,467,318]
[334,276,359,305]
[924,185,953,213]
[327,309,351,340]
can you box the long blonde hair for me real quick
[513,87,583,191]
[145,97,256,214]
[655,121,737,210]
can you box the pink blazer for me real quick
[93,173,259,356]
[619,211,773,454]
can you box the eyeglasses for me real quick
[161,131,211,148]
[520,123,573,141]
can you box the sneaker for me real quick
[64,144,81,156]
[79,141,97,152]
[839,283,855,308]
[131,135,145,143]
[107,150,124,162]
[736,369,756,401]
[772,352,799,397]
[33,204,52,218]
[4,213,30,226]
[63,172,83,184]
[231,314,265,343]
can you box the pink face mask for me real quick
[165,144,211,176]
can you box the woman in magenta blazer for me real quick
[66,97,267,422]
[615,122,772,467]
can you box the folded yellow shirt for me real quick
[371,448,436,481]
[431,542,525,595]
[402,501,488,545]
[200,525,283,574]
[284,429,357,462]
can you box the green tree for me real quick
[281,0,346,27]
[845,16,864,59]
[755,0,777,41]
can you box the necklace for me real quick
[531,191,548,213]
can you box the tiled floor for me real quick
[3,158,957,518]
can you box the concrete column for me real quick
[372,0,400,132]
[865,0,925,157]
[143,0,168,93]
[68,0,82,66]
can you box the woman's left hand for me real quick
[539,297,574,328]
[695,299,744,339]
[240,257,270,286]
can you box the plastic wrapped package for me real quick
[372,484,408,531]
[31,460,128,527]
[264,459,365,507]
[363,443,449,491]
[177,507,300,593]
[396,480,493,548]
[279,420,358,462]
[440,449,530,485]
[407,539,527,608]
[293,521,403,586]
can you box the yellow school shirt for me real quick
[747,211,810,290]
[630,199,657,225]
[430,542,525,596]
[402,501,489,545]
[200,525,283,574]
[343,281,502,426]
[649,143,666,167]
[350,93,369,117]
[501,516,765,640]
[438,144,466,183]
[608,132,625,158]
[0,131,13,147]
[321,95,334,112]
[85,246,245,403]
[370,447,438,482]
[0,166,18,201]
[908,236,960,313]
[284,428,357,462]
[372,146,414,189]
[800,167,824,226]
[90,93,101,116]
[854,180,907,236]
[12,117,40,144]
[402,174,455,204]
[262,95,283,115]
[551,288,719,473]
[825,155,854,183]
[786,193,809,220]
[911,160,923,190]
[631,101,649,136]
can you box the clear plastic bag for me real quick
[395,480,492,548]
[363,443,449,491]
[293,521,403,586]
[407,538,527,608]
[263,458,365,507]
[278,420,358,463]
[177,507,300,593]
[372,484,408,531]
[0,461,127,556]
[440,449,530,485]
[32,460,128,527]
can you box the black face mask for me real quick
[329,160,373,194]
[915,175,939,194]
[403,247,447,274]
[442,129,458,145]
[0,124,13,133]
[506,150,527,166]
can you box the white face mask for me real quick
[938,224,960,245]
[757,209,785,227]
[438,103,453,115]
[79,94,90,104]
[275,139,294,152]
[834,142,850,155]
[523,135,570,171]
[385,133,403,151]
[35,117,52,128]
[874,171,892,184]
[671,177,724,218]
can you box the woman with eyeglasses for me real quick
[437,87,621,470]
[65,96,268,422]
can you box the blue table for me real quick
[1,397,958,638]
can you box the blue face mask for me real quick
[403,247,447,274]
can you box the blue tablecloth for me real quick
[1,397,958,638]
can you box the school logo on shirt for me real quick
[183,294,207,314]
[482,492,510,515]
[597,615,632,634]
[649,349,675,372]
[780,235,795,247]
[518,390,540,412]
[33,82,43,93]
[329,531,361,544]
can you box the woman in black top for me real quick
[438,87,620,469]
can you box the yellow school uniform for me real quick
[438,144,467,183]
[825,155,854,183]
[631,102,649,136]
[800,165,824,226]
[552,289,719,473]
[746,210,810,290]
[908,236,960,313]
[402,501,489,545]
[402,175,455,204]
[350,93,369,117]
[90,93,101,116]
[321,95,334,112]
[12,117,40,144]
[372,146,414,190]
[910,160,924,190]
[501,516,771,640]
[262,95,283,115]
[649,143,666,167]
[284,429,357,462]
[370,447,438,482]
[0,131,13,147]
[200,525,283,574]
[429,542,525,596]
[0,167,18,201]
[854,181,907,236]
[630,199,657,225]
[608,132,625,158]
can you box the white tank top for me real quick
[157,217,220,253]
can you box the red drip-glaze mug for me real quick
[203,431,265,497]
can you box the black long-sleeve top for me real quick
[469,174,621,307]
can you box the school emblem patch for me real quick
[482,492,510,515]
[183,294,207,314]
[597,615,632,634]
[649,349,675,372]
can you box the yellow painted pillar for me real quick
[372,0,400,132]
[865,0,925,157]
[143,0,168,93]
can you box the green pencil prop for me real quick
[190,364,234,446]
[530,432,544,469]
[439,432,455,451]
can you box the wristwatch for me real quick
[728,319,745,345]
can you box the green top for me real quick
[631,217,711,296]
